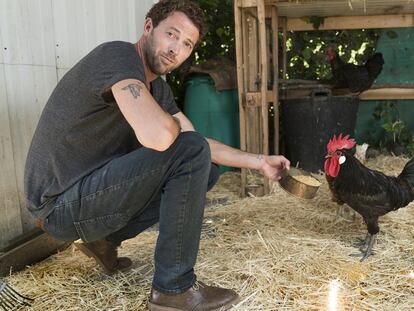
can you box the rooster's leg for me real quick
[352,233,370,248]
[350,233,377,261]
[359,233,377,261]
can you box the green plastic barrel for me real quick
[184,75,240,174]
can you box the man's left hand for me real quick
[260,155,290,181]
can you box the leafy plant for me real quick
[373,102,414,156]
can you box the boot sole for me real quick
[148,296,240,311]
[74,242,118,275]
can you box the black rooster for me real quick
[327,47,384,93]
[324,134,414,261]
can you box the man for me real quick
[24,1,290,310]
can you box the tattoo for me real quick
[121,83,142,99]
[256,154,264,160]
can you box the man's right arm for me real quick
[111,79,180,151]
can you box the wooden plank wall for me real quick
[0,0,155,249]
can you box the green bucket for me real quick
[184,75,240,174]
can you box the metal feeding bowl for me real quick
[279,167,321,199]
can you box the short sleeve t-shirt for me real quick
[24,41,180,217]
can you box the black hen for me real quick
[324,134,414,260]
[327,47,384,93]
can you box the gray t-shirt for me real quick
[24,41,179,218]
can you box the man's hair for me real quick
[146,0,208,42]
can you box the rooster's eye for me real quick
[335,151,342,156]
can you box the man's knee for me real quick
[177,132,211,164]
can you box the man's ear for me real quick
[143,18,153,35]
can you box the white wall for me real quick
[0,0,157,249]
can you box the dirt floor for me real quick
[6,155,414,310]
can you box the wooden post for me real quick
[245,9,261,156]
[234,0,247,197]
[257,0,269,194]
[271,6,279,156]
[282,17,288,80]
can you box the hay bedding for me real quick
[6,155,414,310]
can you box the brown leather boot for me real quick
[148,281,240,311]
[74,240,132,275]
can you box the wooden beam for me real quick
[359,88,414,100]
[280,87,414,101]
[283,14,414,31]
[0,229,69,276]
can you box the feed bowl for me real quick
[279,167,321,199]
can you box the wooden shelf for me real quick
[359,88,414,100]
[278,84,414,101]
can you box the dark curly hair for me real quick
[146,0,208,43]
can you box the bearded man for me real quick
[24,1,290,310]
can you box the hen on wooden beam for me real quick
[327,47,384,93]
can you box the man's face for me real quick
[144,11,199,75]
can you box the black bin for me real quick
[281,87,359,172]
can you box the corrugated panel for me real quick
[0,0,156,246]
[0,0,56,66]
[57,68,70,82]
[0,64,23,249]
[53,0,157,70]
[0,25,4,64]
[4,64,58,230]
[270,0,414,17]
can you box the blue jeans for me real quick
[43,132,219,293]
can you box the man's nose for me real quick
[168,43,180,55]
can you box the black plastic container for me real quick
[281,87,359,172]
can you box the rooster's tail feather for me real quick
[398,158,414,198]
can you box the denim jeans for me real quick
[43,132,219,293]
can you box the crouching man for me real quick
[24,1,290,310]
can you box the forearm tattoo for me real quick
[256,154,264,160]
[122,83,142,99]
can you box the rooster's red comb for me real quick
[327,133,356,153]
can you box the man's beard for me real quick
[144,34,177,75]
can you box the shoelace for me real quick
[192,281,205,291]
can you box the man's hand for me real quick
[259,155,290,181]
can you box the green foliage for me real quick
[286,29,380,81]
[373,102,414,156]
